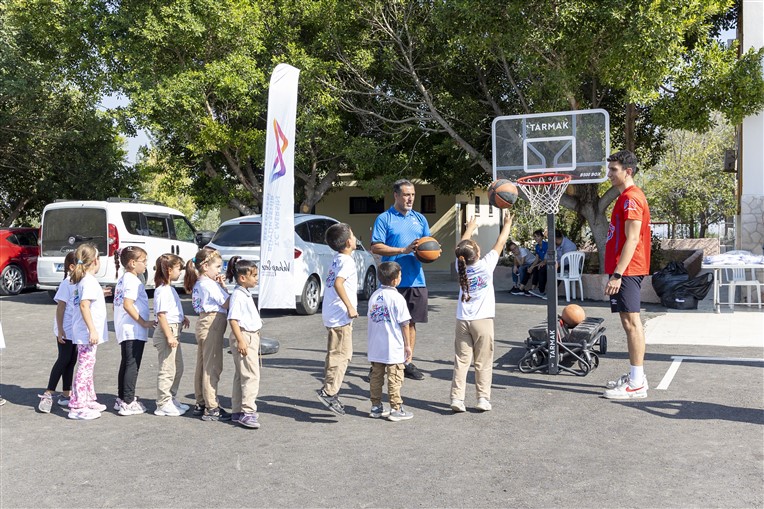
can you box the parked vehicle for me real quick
[207,214,378,315]
[37,198,198,293]
[0,227,39,295]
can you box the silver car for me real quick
[207,214,378,315]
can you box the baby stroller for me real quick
[518,316,607,376]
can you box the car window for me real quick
[211,223,262,247]
[41,208,108,255]
[14,231,38,247]
[171,215,196,243]
[295,222,309,242]
[122,212,143,235]
[306,219,336,245]
[144,215,171,239]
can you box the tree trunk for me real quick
[624,103,637,152]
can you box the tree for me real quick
[334,0,764,270]
[0,5,135,226]
[646,120,736,238]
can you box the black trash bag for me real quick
[660,272,714,310]
[652,261,689,298]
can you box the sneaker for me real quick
[369,405,391,418]
[603,375,648,400]
[476,398,492,412]
[57,396,70,407]
[38,393,53,413]
[231,412,244,423]
[154,401,181,417]
[521,290,532,297]
[172,398,190,412]
[237,412,261,429]
[450,399,466,413]
[118,399,145,416]
[113,398,124,411]
[316,389,346,416]
[509,287,524,296]
[529,289,545,299]
[68,408,101,420]
[202,407,232,421]
[606,373,649,390]
[0,396,5,406]
[192,403,206,416]
[387,406,414,422]
[135,398,147,412]
[87,401,108,412]
[404,363,425,380]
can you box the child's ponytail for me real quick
[183,247,222,292]
[455,239,479,303]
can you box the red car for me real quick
[0,227,39,295]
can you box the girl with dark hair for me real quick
[450,211,513,414]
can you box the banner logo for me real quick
[271,119,289,181]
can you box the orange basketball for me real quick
[561,304,586,327]
[414,236,442,263]
[488,179,519,209]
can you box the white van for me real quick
[37,198,199,292]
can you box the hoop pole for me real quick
[546,214,559,374]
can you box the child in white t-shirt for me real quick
[152,254,190,417]
[68,243,110,420]
[226,256,264,429]
[367,261,413,422]
[450,211,513,413]
[316,223,358,416]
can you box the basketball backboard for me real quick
[492,109,609,184]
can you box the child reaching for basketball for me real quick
[450,210,513,413]
[367,261,413,422]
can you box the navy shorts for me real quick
[398,287,428,324]
[610,276,644,313]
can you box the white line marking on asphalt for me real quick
[656,356,764,390]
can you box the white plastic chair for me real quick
[725,268,762,310]
[557,251,585,302]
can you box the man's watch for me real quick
[611,272,622,280]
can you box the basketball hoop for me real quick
[515,173,572,215]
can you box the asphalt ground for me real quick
[0,285,762,509]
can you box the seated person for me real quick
[523,229,548,299]
[508,242,535,295]
[555,230,577,266]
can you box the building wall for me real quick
[739,0,764,255]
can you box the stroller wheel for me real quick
[598,336,607,355]
[518,350,544,373]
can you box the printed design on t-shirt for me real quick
[113,279,125,307]
[326,260,338,288]
[191,286,202,313]
[369,295,391,324]
[606,223,615,242]
[468,273,488,293]
[624,197,637,212]
[72,287,80,306]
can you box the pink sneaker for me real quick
[86,401,107,412]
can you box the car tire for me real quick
[361,267,377,300]
[0,264,25,296]
[296,275,321,315]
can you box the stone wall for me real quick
[739,194,764,256]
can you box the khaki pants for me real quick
[231,330,260,414]
[153,322,184,406]
[451,318,494,401]
[194,312,227,408]
[370,362,404,410]
[323,323,353,396]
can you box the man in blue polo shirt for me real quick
[371,179,430,380]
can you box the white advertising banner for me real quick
[259,63,300,310]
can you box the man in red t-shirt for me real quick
[602,150,651,400]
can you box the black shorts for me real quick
[610,276,644,313]
[398,287,428,324]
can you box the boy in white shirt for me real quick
[316,223,359,416]
[367,262,413,422]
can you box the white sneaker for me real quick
[172,398,190,412]
[154,401,181,417]
[606,373,649,390]
[603,375,648,400]
[68,408,101,420]
[450,399,466,413]
[529,289,545,299]
[113,398,124,411]
[118,399,146,416]
[56,396,70,407]
[476,398,492,412]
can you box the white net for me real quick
[515,173,572,215]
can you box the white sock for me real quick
[630,365,645,386]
